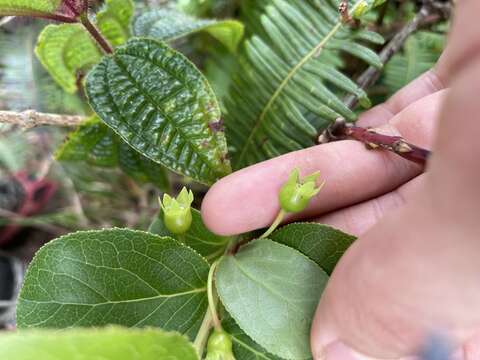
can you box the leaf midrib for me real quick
[234,0,366,167]
[234,20,343,166]
[112,52,223,176]
[20,287,206,306]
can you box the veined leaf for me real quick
[149,208,229,262]
[270,223,356,275]
[216,239,328,359]
[35,0,134,93]
[97,0,135,47]
[0,0,70,20]
[222,316,283,360]
[86,38,231,185]
[133,8,244,53]
[17,229,210,340]
[57,117,169,189]
[35,24,102,94]
[0,327,198,360]
[226,0,384,169]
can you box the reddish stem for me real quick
[80,14,113,54]
[323,119,430,167]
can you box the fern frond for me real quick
[383,30,445,94]
[225,0,384,169]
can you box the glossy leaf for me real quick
[226,0,383,169]
[133,8,244,52]
[86,38,231,185]
[17,229,210,340]
[270,223,356,275]
[222,316,283,360]
[0,327,198,360]
[149,208,229,262]
[57,117,169,189]
[35,24,102,94]
[97,0,135,47]
[216,239,328,359]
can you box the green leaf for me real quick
[149,208,229,262]
[57,117,169,189]
[270,223,356,275]
[222,315,283,360]
[35,0,134,93]
[0,0,63,18]
[97,0,135,47]
[17,229,210,340]
[0,327,199,360]
[216,239,328,359]
[86,38,231,185]
[133,8,244,52]
[383,30,445,95]
[226,0,383,169]
[35,24,102,94]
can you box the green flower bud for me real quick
[205,329,235,360]
[279,168,325,213]
[160,187,194,235]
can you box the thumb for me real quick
[310,187,480,360]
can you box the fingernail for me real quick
[315,341,358,360]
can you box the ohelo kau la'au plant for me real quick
[0,0,389,359]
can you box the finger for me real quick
[202,91,446,236]
[315,174,425,237]
[358,70,445,128]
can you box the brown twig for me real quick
[0,110,84,129]
[319,1,451,166]
[324,119,430,167]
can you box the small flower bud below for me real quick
[159,187,194,235]
[205,329,235,360]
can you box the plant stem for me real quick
[80,14,113,54]
[193,308,213,357]
[325,119,430,166]
[0,110,84,128]
[260,209,286,239]
[208,259,222,331]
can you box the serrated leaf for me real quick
[226,0,383,169]
[149,208,229,262]
[97,0,135,47]
[270,223,356,275]
[0,327,198,360]
[133,8,244,53]
[222,315,283,360]
[216,239,328,359]
[57,117,169,189]
[35,24,102,94]
[17,229,209,340]
[86,38,231,185]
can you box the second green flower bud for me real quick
[205,329,236,360]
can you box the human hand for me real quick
[201,0,480,359]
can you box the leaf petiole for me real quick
[259,209,286,239]
[80,13,113,54]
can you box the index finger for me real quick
[202,90,446,236]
